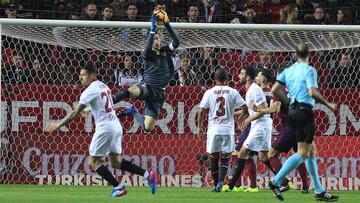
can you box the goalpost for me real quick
[0,19,359,190]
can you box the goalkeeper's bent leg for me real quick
[112,90,130,104]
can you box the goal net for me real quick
[0,19,359,190]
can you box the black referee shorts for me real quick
[287,102,316,144]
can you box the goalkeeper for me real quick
[112,10,180,133]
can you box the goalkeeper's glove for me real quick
[150,14,157,34]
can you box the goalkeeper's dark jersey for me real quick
[142,26,180,89]
[142,46,175,89]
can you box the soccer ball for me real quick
[153,9,169,26]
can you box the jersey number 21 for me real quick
[101,91,114,113]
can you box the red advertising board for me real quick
[0,84,359,189]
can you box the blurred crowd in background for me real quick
[1,0,359,25]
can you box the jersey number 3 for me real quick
[216,97,226,117]
[101,91,114,113]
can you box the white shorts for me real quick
[243,120,272,152]
[206,134,235,154]
[89,124,123,157]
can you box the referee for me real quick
[268,43,338,202]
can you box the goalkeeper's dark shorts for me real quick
[288,101,316,144]
[136,82,165,119]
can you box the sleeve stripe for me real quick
[276,80,285,85]
[169,42,176,51]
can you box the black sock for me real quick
[210,156,219,186]
[120,159,146,176]
[228,158,246,190]
[219,157,229,182]
[96,165,119,187]
[263,160,277,175]
[112,90,130,104]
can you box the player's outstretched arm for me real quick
[253,101,281,114]
[308,88,336,111]
[239,102,267,130]
[142,14,158,58]
[271,81,288,105]
[46,103,87,133]
[235,105,248,116]
[197,108,205,138]
[163,15,180,50]
[306,66,336,111]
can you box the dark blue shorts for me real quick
[271,126,298,153]
[235,125,258,156]
[136,82,165,119]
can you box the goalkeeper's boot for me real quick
[221,184,233,192]
[117,105,136,117]
[232,186,244,192]
[214,181,224,192]
[244,187,259,193]
[269,180,284,201]
[315,191,339,202]
[147,170,158,195]
[112,185,127,197]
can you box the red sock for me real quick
[235,173,242,187]
[199,165,207,185]
[297,162,308,187]
[197,154,209,186]
[246,159,257,188]
[232,156,242,187]
[269,156,282,173]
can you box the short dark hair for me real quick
[259,68,274,83]
[188,4,199,11]
[81,63,97,75]
[126,2,138,9]
[214,68,228,83]
[244,6,255,12]
[242,66,256,80]
[102,4,114,11]
[155,0,166,6]
[295,43,309,59]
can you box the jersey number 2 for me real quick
[216,97,226,117]
[101,91,114,113]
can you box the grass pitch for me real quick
[0,185,358,203]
